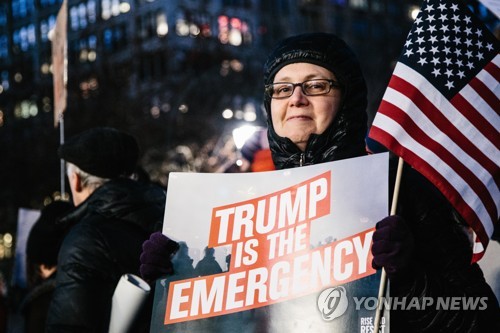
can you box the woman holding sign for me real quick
[141,33,500,332]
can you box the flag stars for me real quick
[438,3,447,11]
[404,48,414,57]
[418,57,428,66]
[399,0,496,96]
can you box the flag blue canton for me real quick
[400,0,499,99]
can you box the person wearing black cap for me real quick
[21,200,73,333]
[139,33,499,332]
[45,127,166,332]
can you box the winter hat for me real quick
[26,200,74,267]
[264,32,351,86]
[58,127,139,179]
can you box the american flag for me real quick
[369,0,499,262]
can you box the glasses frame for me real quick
[265,79,341,99]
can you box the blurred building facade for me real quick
[0,0,425,206]
[0,0,425,133]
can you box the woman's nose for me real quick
[288,85,308,105]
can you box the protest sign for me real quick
[151,153,390,332]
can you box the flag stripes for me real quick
[370,61,499,259]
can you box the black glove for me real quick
[140,231,179,282]
[371,215,415,281]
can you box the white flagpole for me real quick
[374,156,404,331]
[51,0,68,196]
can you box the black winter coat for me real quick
[389,158,500,332]
[46,178,165,333]
[21,273,57,333]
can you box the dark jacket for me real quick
[46,178,165,333]
[21,273,57,333]
[389,160,500,332]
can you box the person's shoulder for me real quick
[59,216,107,254]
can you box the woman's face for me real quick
[270,63,342,151]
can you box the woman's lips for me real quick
[287,115,312,121]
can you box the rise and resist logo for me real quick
[165,171,376,324]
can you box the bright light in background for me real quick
[409,6,420,20]
[157,13,168,36]
[243,102,256,121]
[229,29,242,46]
[119,2,130,14]
[176,19,189,36]
[189,23,200,36]
[232,125,258,149]
[222,108,233,119]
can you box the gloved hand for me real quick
[371,215,415,281]
[140,231,180,282]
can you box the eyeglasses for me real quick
[265,79,341,99]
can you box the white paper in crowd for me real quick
[11,208,40,288]
[478,240,500,303]
[108,273,151,333]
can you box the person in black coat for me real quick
[46,127,166,333]
[21,200,73,333]
[140,33,500,332]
